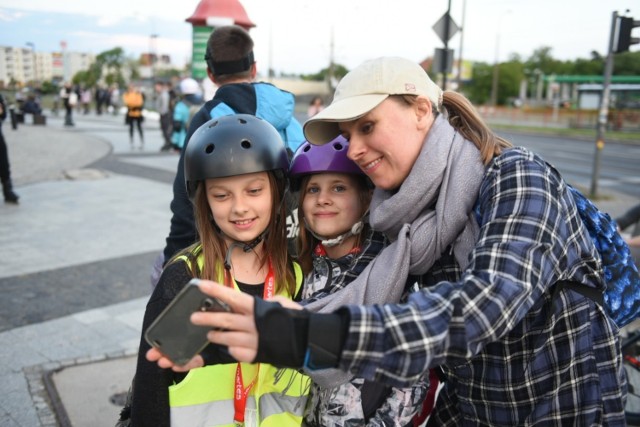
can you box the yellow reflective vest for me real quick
[170,250,309,427]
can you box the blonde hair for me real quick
[397,92,512,165]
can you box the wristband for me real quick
[304,311,349,370]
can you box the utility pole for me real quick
[589,11,617,199]
[442,0,452,89]
[490,10,511,106]
[328,25,335,92]
[456,0,466,89]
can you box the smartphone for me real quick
[144,278,231,366]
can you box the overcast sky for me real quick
[0,0,637,75]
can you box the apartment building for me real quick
[0,46,95,86]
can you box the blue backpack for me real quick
[568,185,640,328]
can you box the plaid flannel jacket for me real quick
[338,147,627,426]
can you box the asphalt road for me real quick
[499,131,640,198]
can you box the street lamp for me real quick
[490,10,511,106]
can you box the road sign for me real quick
[432,13,460,44]
[432,48,454,74]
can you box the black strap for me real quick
[554,280,604,307]
[205,51,255,75]
[546,280,604,325]
[360,381,392,421]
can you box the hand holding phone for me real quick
[144,278,231,366]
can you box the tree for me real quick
[497,59,525,105]
[466,58,525,106]
[97,47,127,87]
[465,62,493,104]
[613,51,640,75]
[301,63,349,82]
[523,46,576,78]
[571,57,603,75]
[40,80,58,95]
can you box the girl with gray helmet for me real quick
[290,137,431,426]
[131,114,309,427]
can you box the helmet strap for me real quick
[223,232,266,271]
[306,219,364,248]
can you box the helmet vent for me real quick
[205,144,215,154]
[238,117,248,124]
[303,145,311,152]
[208,120,219,129]
[240,139,252,149]
[333,142,344,151]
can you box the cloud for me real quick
[0,8,27,22]
[0,1,192,23]
[96,15,126,28]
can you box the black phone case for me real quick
[144,278,230,365]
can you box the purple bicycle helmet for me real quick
[289,136,364,191]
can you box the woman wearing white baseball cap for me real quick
[148,57,626,426]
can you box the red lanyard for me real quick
[226,259,275,425]
[314,243,361,257]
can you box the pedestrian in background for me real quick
[155,81,173,152]
[109,84,121,116]
[307,96,324,118]
[155,56,628,426]
[59,82,76,126]
[123,84,145,150]
[170,78,203,151]
[95,84,108,115]
[81,87,92,115]
[0,93,19,203]
[150,25,305,288]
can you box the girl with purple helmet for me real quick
[289,137,430,426]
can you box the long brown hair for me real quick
[171,171,296,297]
[398,92,512,165]
[295,174,372,276]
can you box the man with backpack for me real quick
[150,25,305,287]
[169,78,203,151]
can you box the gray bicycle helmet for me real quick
[184,114,289,199]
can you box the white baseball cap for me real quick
[179,78,201,95]
[304,57,443,145]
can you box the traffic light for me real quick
[615,16,640,53]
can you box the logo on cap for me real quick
[405,83,416,92]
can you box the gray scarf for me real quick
[304,115,486,387]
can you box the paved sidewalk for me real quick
[0,111,638,427]
[1,112,177,427]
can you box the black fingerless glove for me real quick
[254,298,309,368]
[253,298,349,370]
